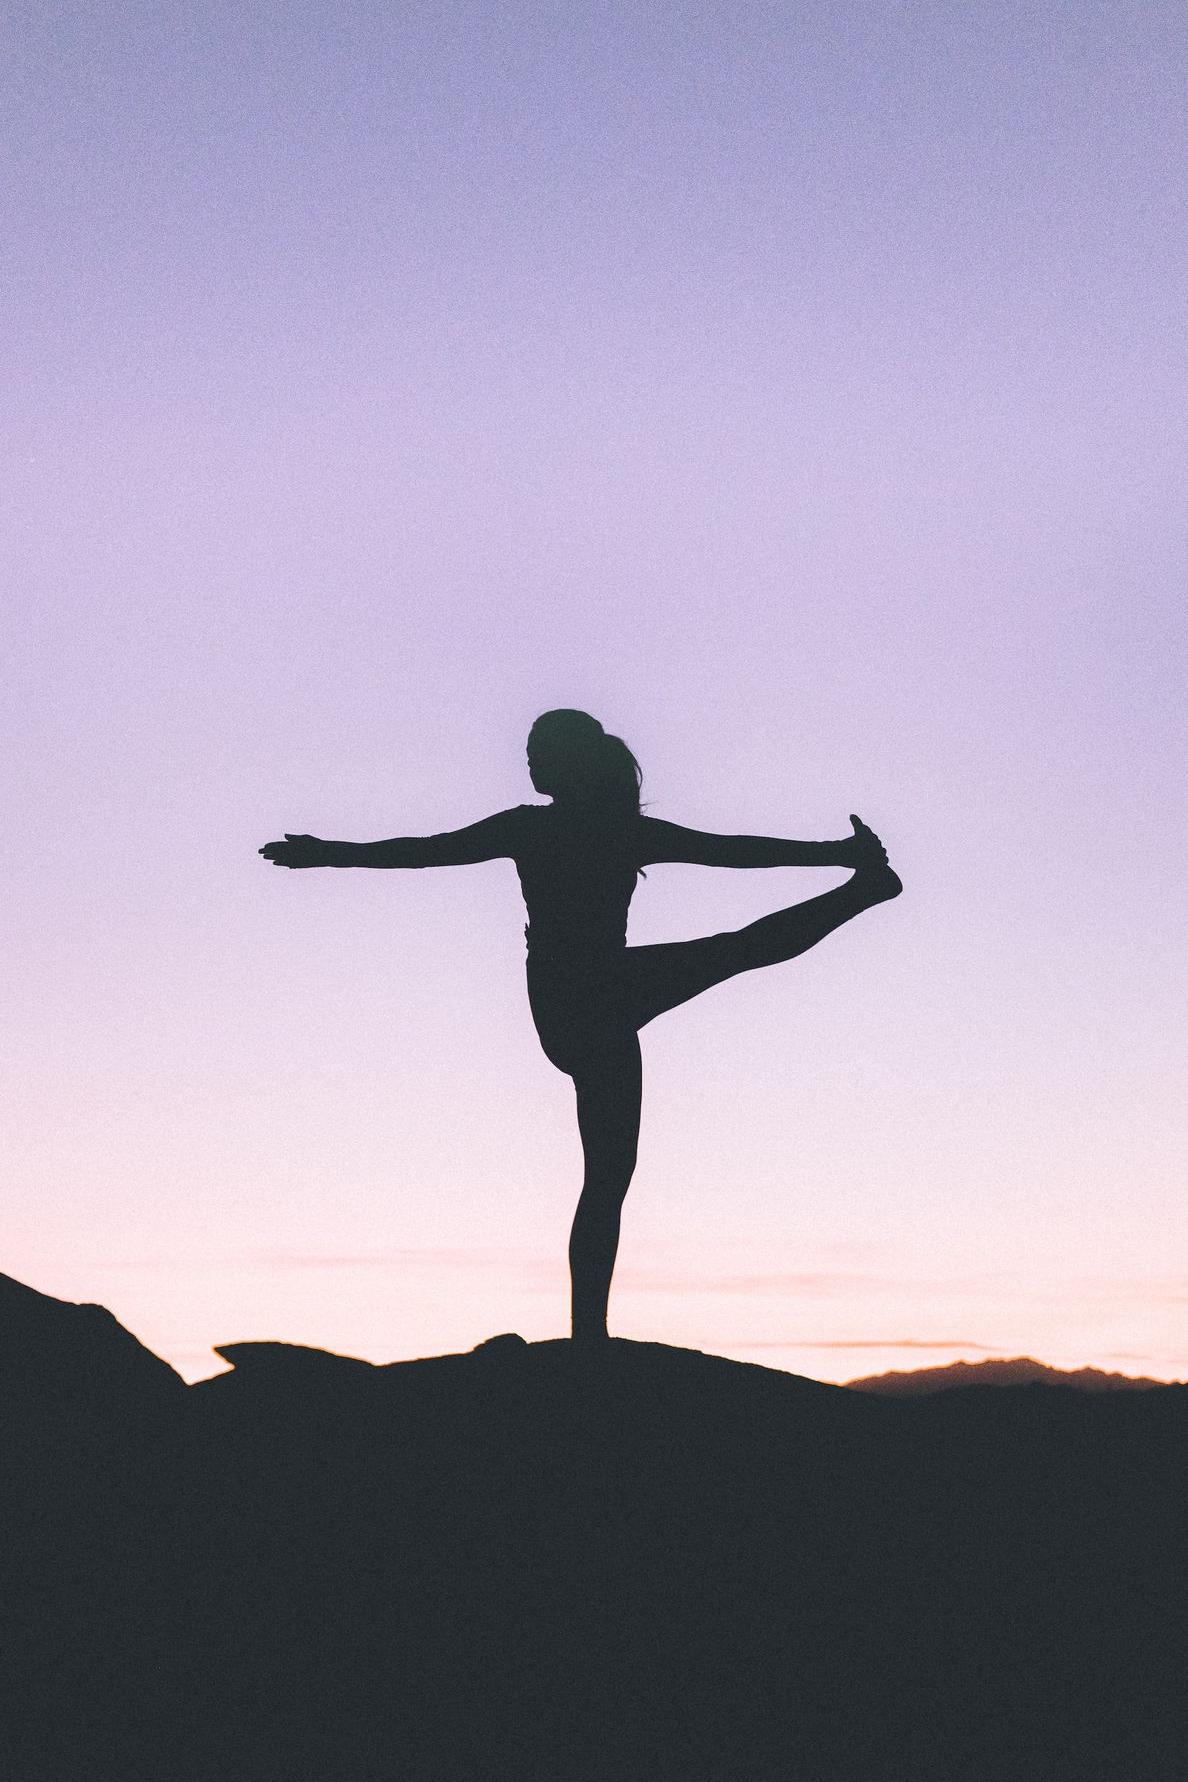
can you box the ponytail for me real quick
[597,732,644,819]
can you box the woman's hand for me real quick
[259,834,331,868]
[836,814,890,870]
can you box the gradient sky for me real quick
[5,1,1186,1382]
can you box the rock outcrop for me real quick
[3,1280,1186,1780]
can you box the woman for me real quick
[260,708,901,1346]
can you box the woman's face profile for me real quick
[526,726,564,794]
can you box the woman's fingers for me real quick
[848,814,889,863]
[260,839,299,865]
[260,833,323,867]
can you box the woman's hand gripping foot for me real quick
[846,814,902,901]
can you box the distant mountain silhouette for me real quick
[3,1271,1186,1780]
[845,1354,1178,1395]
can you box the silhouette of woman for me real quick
[260,709,901,1345]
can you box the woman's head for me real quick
[527,709,642,819]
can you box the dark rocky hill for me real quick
[2,1274,1185,1779]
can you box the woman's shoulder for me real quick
[503,803,550,851]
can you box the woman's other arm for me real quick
[260,809,523,869]
[637,814,865,869]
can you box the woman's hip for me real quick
[525,949,633,1074]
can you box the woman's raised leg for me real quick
[625,855,901,1032]
[568,1030,643,1344]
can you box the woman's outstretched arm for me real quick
[637,814,868,869]
[260,809,522,869]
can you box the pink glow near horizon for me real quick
[5,3,1186,1384]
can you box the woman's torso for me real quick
[513,803,640,963]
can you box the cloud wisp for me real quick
[728,1338,1004,1352]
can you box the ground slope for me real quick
[2,1280,1185,1780]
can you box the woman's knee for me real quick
[580,1122,639,1190]
[575,1092,640,1187]
[577,1170,634,1215]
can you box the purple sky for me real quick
[5,2,1186,1381]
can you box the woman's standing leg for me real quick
[568,1030,643,1343]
